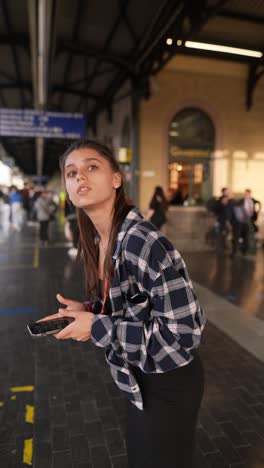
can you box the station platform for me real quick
[0,219,264,468]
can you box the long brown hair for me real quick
[60,139,131,297]
[153,186,168,211]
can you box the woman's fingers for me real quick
[35,310,93,341]
[55,311,94,341]
[55,329,91,341]
[58,309,78,318]
[54,322,76,339]
[56,293,74,306]
[54,321,91,341]
[56,293,86,311]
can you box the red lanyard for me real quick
[100,279,108,315]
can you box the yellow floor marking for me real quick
[10,395,16,400]
[25,405,34,423]
[23,439,33,465]
[0,402,4,407]
[10,385,34,392]
[33,246,39,268]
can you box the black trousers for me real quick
[39,220,49,242]
[126,354,204,468]
[232,222,250,255]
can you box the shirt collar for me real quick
[112,207,143,260]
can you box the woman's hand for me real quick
[56,293,86,311]
[37,293,94,341]
[55,309,95,341]
[56,293,94,341]
[36,309,94,341]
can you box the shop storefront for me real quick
[168,107,215,205]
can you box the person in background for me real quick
[20,181,31,220]
[205,188,233,251]
[64,201,79,258]
[8,185,24,232]
[0,190,10,242]
[231,199,251,257]
[47,190,58,244]
[243,189,261,232]
[145,185,168,230]
[34,190,53,246]
[214,189,233,251]
[169,188,183,205]
[39,139,206,468]
[193,192,204,206]
[220,187,229,199]
[0,186,9,204]
[26,185,36,223]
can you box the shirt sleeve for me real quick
[91,232,206,372]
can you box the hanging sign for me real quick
[0,109,86,139]
[118,147,132,163]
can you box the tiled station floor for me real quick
[0,221,264,468]
[183,250,264,321]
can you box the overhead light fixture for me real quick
[166,38,173,46]
[185,41,263,58]
[177,40,182,46]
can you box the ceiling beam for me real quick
[56,41,137,77]
[65,67,115,88]
[0,70,16,81]
[0,33,30,49]
[0,81,98,101]
[0,0,27,107]
[28,0,38,107]
[58,0,86,109]
[88,0,184,122]
[218,10,264,25]
[247,58,264,110]
[79,0,131,103]
[136,2,184,68]
[133,0,174,59]
[0,81,32,90]
[52,84,99,100]
[73,55,88,112]
[152,0,230,75]
[76,0,173,115]
[87,0,232,125]
[120,0,138,45]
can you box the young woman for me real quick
[145,185,168,229]
[41,140,206,468]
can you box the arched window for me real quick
[168,107,215,205]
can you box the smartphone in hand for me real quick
[27,317,75,337]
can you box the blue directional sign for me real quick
[0,109,86,139]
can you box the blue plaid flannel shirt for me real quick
[91,208,206,410]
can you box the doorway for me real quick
[168,107,215,204]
